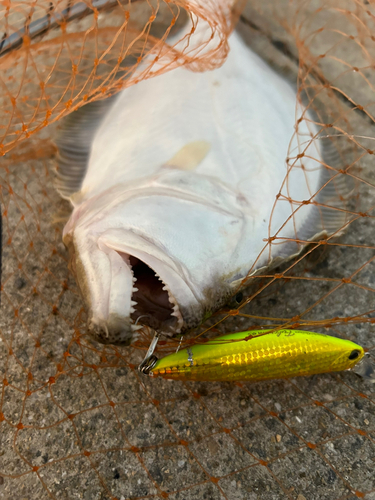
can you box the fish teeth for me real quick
[172,302,180,314]
[130,323,143,333]
[171,305,184,332]
[129,262,184,331]
[160,281,174,302]
[103,324,110,338]
[158,277,184,331]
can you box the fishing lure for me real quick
[139,329,374,383]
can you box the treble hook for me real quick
[176,334,184,353]
[138,330,160,375]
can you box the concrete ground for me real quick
[0,1,375,499]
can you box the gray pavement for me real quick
[0,1,375,499]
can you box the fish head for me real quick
[63,227,188,345]
[62,179,245,345]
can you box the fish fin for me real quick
[299,133,354,238]
[278,131,355,259]
[297,95,355,242]
[164,141,211,170]
[54,96,116,200]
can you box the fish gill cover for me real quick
[0,0,374,499]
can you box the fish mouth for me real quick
[84,251,184,345]
[69,228,195,345]
[127,255,183,332]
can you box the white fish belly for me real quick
[77,30,320,275]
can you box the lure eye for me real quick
[348,350,361,360]
[235,292,243,304]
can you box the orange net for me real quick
[1,0,375,499]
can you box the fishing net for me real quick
[0,0,374,498]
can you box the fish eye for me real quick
[226,292,244,309]
[348,350,361,360]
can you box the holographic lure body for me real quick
[148,329,364,382]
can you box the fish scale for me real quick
[149,330,364,382]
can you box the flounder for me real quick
[56,29,350,345]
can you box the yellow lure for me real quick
[148,329,364,382]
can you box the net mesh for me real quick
[1,0,375,499]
